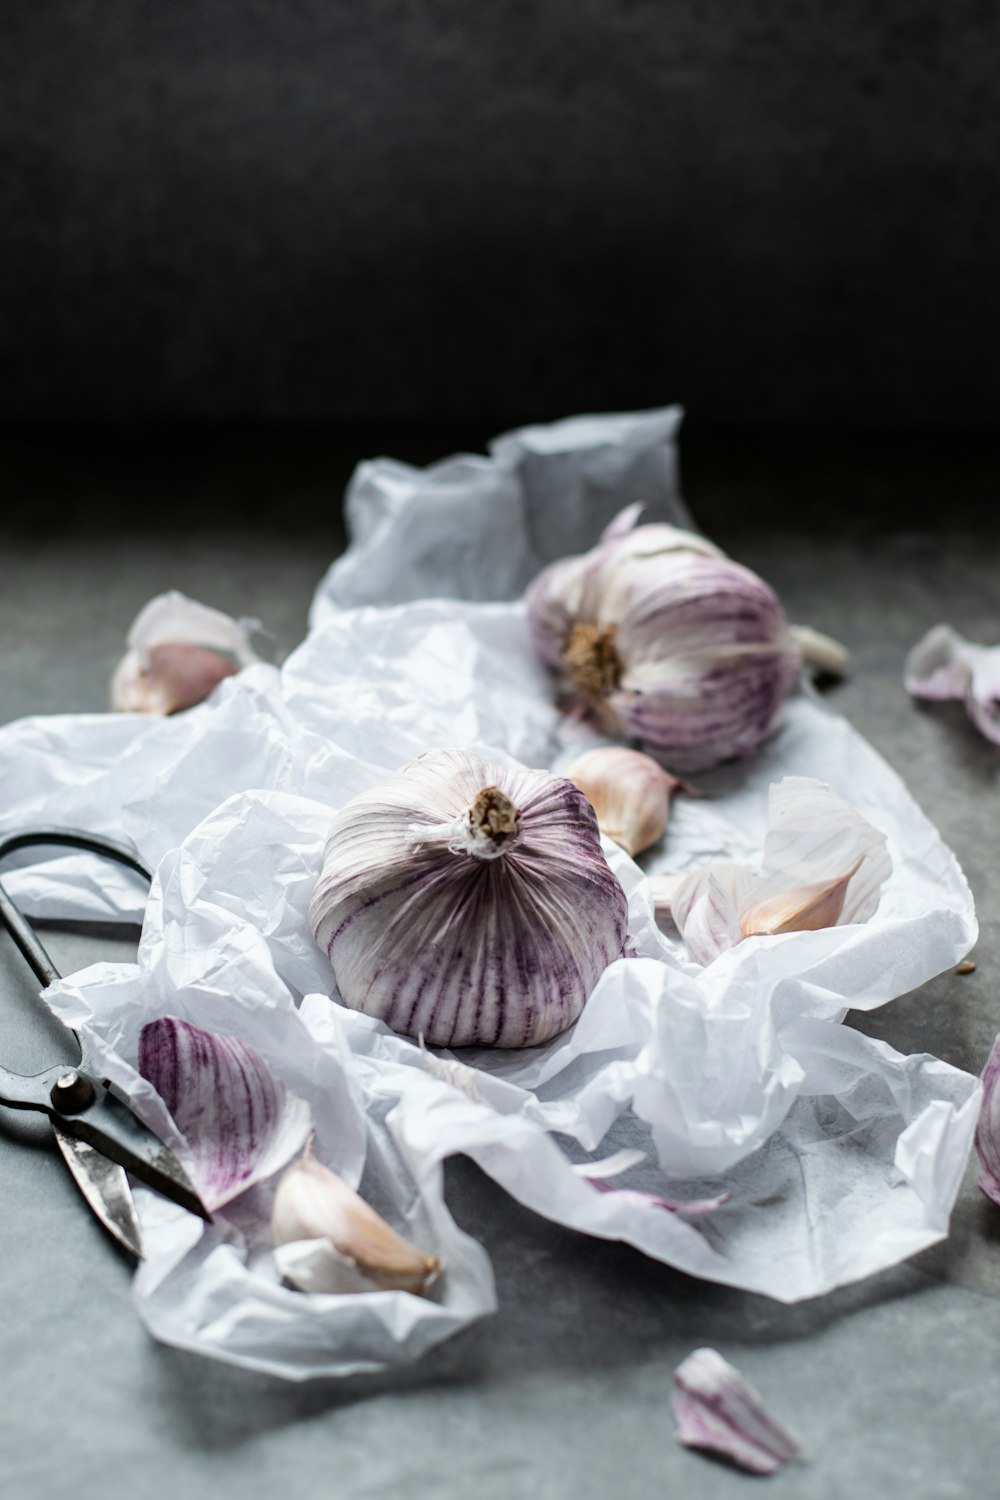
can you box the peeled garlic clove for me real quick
[739,859,862,938]
[310,748,629,1048]
[564,746,678,857]
[272,1145,440,1294]
[138,1017,311,1210]
[110,590,262,715]
[526,507,803,771]
[671,1348,801,1475]
[112,642,238,715]
[974,1035,1000,1207]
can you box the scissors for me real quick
[0,828,212,1258]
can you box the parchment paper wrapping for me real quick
[0,407,980,1379]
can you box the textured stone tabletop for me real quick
[1,436,998,1499]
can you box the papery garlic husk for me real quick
[668,777,891,966]
[272,1144,440,1295]
[671,1348,801,1475]
[564,745,680,857]
[974,1034,1000,1207]
[138,1017,311,1210]
[310,748,629,1048]
[111,590,262,715]
[526,508,803,771]
[905,623,1000,746]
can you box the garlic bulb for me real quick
[564,746,680,857]
[272,1143,440,1294]
[111,590,262,715]
[526,509,803,770]
[310,748,629,1048]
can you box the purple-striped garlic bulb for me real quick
[309,748,629,1049]
[526,509,808,771]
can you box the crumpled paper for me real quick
[0,406,981,1380]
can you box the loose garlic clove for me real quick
[272,1143,441,1295]
[110,590,263,715]
[112,642,238,715]
[564,746,678,857]
[739,859,862,939]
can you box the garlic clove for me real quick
[111,642,238,715]
[271,1143,441,1295]
[564,746,679,857]
[789,624,850,679]
[974,1035,1000,1207]
[669,778,891,965]
[138,1017,311,1210]
[274,1237,397,1296]
[110,590,263,715]
[739,860,862,939]
[671,1348,801,1475]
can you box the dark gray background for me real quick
[2,1,997,433]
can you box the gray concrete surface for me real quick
[1,440,999,1498]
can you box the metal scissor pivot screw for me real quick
[50,1071,96,1114]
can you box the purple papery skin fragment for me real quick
[974,1034,1000,1206]
[671,1348,801,1476]
[586,1178,730,1215]
[138,1016,290,1210]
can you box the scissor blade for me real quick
[59,1086,212,1224]
[52,1123,145,1259]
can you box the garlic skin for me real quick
[671,1348,801,1475]
[272,1144,440,1295]
[310,748,629,1048]
[564,746,679,857]
[111,590,262,715]
[666,777,891,966]
[974,1035,1000,1207]
[526,509,802,771]
[905,623,1000,746]
[138,1016,311,1211]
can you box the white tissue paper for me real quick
[0,406,980,1380]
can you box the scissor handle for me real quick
[0,828,152,989]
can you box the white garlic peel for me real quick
[271,1145,440,1295]
[310,748,629,1048]
[110,590,263,715]
[526,508,803,771]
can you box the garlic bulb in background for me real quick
[564,745,682,857]
[272,1143,440,1295]
[111,590,262,714]
[310,748,629,1048]
[527,508,828,771]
